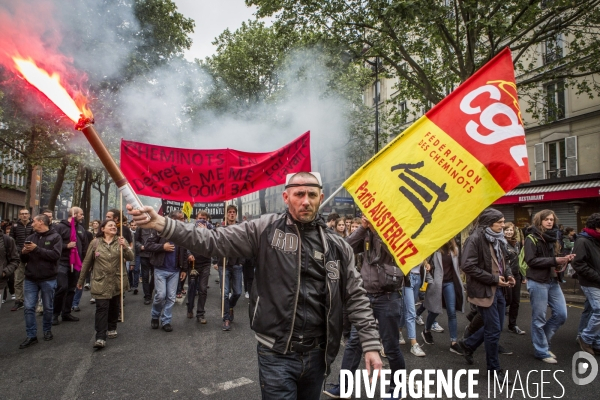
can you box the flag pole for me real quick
[221,257,226,318]
[120,192,124,323]
[319,185,344,211]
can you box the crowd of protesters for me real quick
[2,171,600,399]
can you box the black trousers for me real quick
[140,257,154,300]
[54,264,80,317]
[95,295,120,340]
[243,263,254,294]
[506,277,522,329]
[187,264,211,316]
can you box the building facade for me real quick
[0,166,42,221]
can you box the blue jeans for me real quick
[257,342,325,399]
[24,279,56,338]
[579,286,600,348]
[218,264,243,321]
[402,273,421,340]
[151,269,179,325]
[578,299,592,336]
[527,279,567,359]
[72,287,83,308]
[464,289,505,371]
[339,292,405,391]
[128,256,141,289]
[425,282,458,342]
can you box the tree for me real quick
[248,0,600,125]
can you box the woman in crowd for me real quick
[504,222,525,335]
[90,219,101,236]
[77,219,133,349]
[419,238,465,355]
[524,210,575,364]
[334,217,347,238]
[400,261,427,357]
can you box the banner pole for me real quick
[120,193,124,323]
[319,185,344,211]
[221,257,226,318]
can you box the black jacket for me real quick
[572,232,600,289]
[20,228,63,282]
[160,212,381,376]
[134,228,157,258]
[524,227,559,283]
[10,219,33,250]
[506,241,521,277]
[146,234,188,272]
[0,234,20,289]
[53,219,89,266]
[461,226,513,300]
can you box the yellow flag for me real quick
[182,201,193,221]
[343,49,530,274]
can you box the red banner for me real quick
[120,132,311,202]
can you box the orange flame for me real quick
[12,56,93,123]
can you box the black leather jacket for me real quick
[53,220,89,265]
[160,212,381,375]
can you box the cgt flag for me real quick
[343,48,529,274]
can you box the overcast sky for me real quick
[174,0,267,61]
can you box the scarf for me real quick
[583,227,600,241]
[69,218,82,272]
[484,227,507,274]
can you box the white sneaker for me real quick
[411,343,426,357]
[398,331,406,345]
[431,322,444,333]
[548,351,556,359]
[541,357,557,364]
[90,298,96,304]
[245,292,249,299]
[11,295,16,300]
[107,330,118,339]
[93,339,106,349]
[415,316,424,326]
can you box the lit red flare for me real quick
[12,56,92,122]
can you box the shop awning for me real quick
[494,180,600,205]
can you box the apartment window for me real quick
[547,140,566,178]
[544,34,563,64]
[545,81,565,122]
[397,100,408,123]
[372,81,381,105]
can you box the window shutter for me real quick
[565,136,577,176]
[534,143,545,180]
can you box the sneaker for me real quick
[540,356,558,364]
[421,330,434,345]
[84,283,90,290]
[197,316,207,324]
[11,294,16,300]
[450,342,464,355]
[577,337,595,355]
[245,291,249,299]
[508,326,525,335]
[415,315,424,326]
[144,299,151,305]
[11,301,24,311]
[323,383,349,399]
[72,306,81,312]
[398,331,406,345]
[107,330,118,339]
[431,322,444,333]
[222,320,231,331]
[549,351,557,359]
[90,298,96,304]
[93,339,106,349]
[458,339,474,365]
[498,345,513,355]
[411,343,426,357]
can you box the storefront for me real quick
[493,173,600,231]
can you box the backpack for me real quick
[518,234,538,276]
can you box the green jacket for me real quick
[78,237,133,299]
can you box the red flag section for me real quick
[120,132,311,202]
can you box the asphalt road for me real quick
[1,272,598,399]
